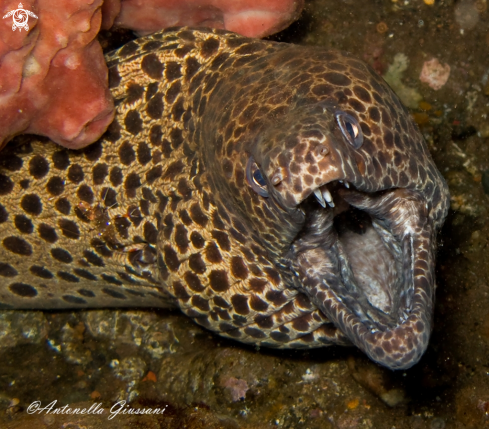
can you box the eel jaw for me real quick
[289,184,435,370]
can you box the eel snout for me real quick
[289,186,434,369]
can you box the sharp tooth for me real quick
[313,189,326,208]
[322,188,335,207]
[344,181,350,189]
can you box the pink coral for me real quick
[103,0,304,38]
[419,58,451,90]
[0,0,303,150]
[0,0,114,149]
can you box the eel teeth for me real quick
[344,181,350,188]
[313,189,326,208]
[322,187,334,208]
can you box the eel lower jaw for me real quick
[290,184,435,369]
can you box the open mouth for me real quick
[289,179,433,369]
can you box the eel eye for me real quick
[336,112,363,149]
[246,157,269,197]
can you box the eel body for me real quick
[0,28,449,369]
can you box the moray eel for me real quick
[0,28,449,369]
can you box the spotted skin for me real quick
[0,28,449,369]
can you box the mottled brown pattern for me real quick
[0,28,449,369]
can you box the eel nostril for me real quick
[315,144,329,158]
[271,167,286,185]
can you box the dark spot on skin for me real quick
[142,40,162,51]
[172,281,190,301]
[77,184,94,204]
[211,230,230,252]
[29,155,49,179]
[205,242,222,263]
[265,290,287,305]
[141,53,164,79]
[46,176,65,196]
[3,236,32,256]
[0,204,8,223]
[353,85,372,103]
[209,270,230,292]
[101,274,123,285]
[67,164,84,183]
[143,221,158,244]
[270,331,289,342]
[92,163,108,185]
[250,295,269,312]
[185,56,201,80]
[124,110,143,135]
[104,119,121,142]
[191,295,210,312]
[323,72,351,86]
[165,62,181,80]
[38,224,58,243]
[52,150,70,169]
[29,265,54,279]
[0,153,23,171]
[137,142,152,165]
[163,160,184,180]
[254,314,274,329]
[91,238,113,257]
[110,167,123,187]
[0,263,18,277]
[114,216,130,239]
[83,141,103,162]
[62,295,87,304]
[189,253,206,273]
[348,98,366,113]
[74,269,97,281]
[163,245,180,271]
[102,188,117,208]
[14,214,33,234]
[368,106,380,122]
[102,288,127,299]
[292,316,311,332]
[184,271,205,292]
[264,267,281,286]
[51,248,73,263]
[78,288,96,297]
[231,256,248,280]
[125,83,145,104]
[0,174,14,195]
[174,224,189,253]
[57,271,80,282]
[231,294,250,315]
[145,81,159,101]
[58,219,80,240]
[10,283,37,297]
[189,203,208,227]
[21,194,42,215]
[119,141,136,165]
[190,231,205,248]
[83,250,105,267]
[244,327,266,339]
[124,173,142,198]
[165,81,181,104]
[201,37,220,57]
[146,166,163,184]
[249,278,267,293]
[118,40,139,57]
[19,179,29,189]
[125,287,145,295]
